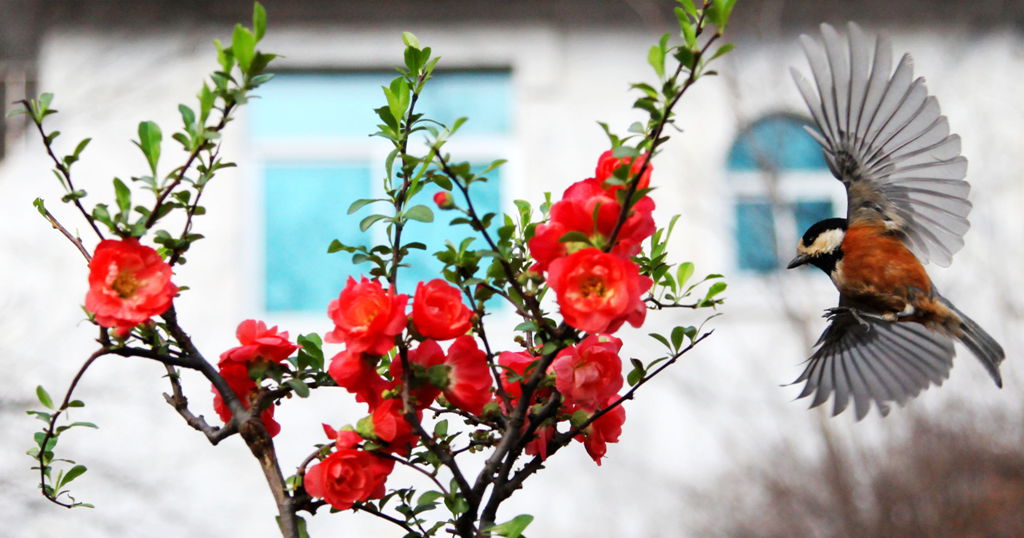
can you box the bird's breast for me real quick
[832,223,933,314]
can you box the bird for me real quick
[785,22,1005,419]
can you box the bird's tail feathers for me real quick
[939,296,1005,387]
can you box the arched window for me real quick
[727,114,843,273]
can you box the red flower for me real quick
[595,149,652,191]
[547,248,652,334]
[85,238,177,337]
[575,396,626,466]
[326,277,407,356]
[412,279,473,341]
[371,398,420,455]
[328,348,389,409]
[440,336,492,415]
[528,178,655,272]
[433,191,455,210]
[524,424,556,461]
[212,361,281,437]
[390,340,445,408]
[219,319,298,366]
[498,351,538,403]
[551,334,623,411]
[304,444,395,511]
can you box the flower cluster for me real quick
[212,319,298,437]
[530,151,654,334]
[307,276,493,508]
[515,151,656,463]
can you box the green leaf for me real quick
[558,230,591,244]
[36,385,54,410]
[706,281,727,298]
[347,198,382,215]
[627,366,643,387]
[287,379,310,398]
[32,198,47,217]
[649,333,671,350]
[232,24,256,72]
[671,326,685,350]
[58,464,87,489]
[135,121,162,176]
[647,41,666,80]
[486,514,534,538]
[404,204,434,223]
[402,31,421,50]
[72,138,92,159]
[113,178,131,215]
[676,262,695,289]
[711,43,735,61]
[417,490,444,507]
[359,214,388,232]
[253,2,267,41]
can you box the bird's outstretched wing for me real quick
[791,22,971,267]
[792,307,955,420]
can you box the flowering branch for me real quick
[23,2,740,537]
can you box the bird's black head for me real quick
[787,217,848,273]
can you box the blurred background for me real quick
[1,0,1022,536]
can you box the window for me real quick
[726,114,843,273]
[250,70,512,312]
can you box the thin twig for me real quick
[35,347,109,508]
[353,502,418,534]
[22,100,105,239]
[38,207,92,262]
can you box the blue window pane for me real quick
[794,200,835,236]
[264,163,371,312]
[727,115,827,171]
[399,171,502,297]
[251,71,511,139]
[736,200,777,272]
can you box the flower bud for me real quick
[433,191,455,210]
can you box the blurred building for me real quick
[1,1,1022,536]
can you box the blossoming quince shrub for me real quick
[25,2,734,535]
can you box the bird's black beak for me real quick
[786,254,810,269]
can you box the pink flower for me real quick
[594,149,652,191]
[304,445,395,510]
[547,248,652,334]
[211,361,280,437]
[328,348,389,409]
[371,398,420,455]
[440,336,492,415]
[527,177,655,272]
[390,340,446,408]
[412,279,473,341]
[219,319,298,366]
[326,277,407,356]
[85,238,177,337]
[575,396,626,466]
[551,334,623,411]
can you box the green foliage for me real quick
[27,385,97,509]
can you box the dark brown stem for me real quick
[353,502,418,534]
[644,296,702,309]
[161,363,236,444]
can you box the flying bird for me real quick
[786,22,1005,419]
